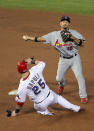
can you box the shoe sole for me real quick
[81,101,88,104]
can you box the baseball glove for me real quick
[61,29,72,42]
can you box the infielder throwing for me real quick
[6,57,81,117]
[23,16,88,103]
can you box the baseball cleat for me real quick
[81,98,88,103]
[71,106,81,112]
[58,86,64,94]
[72,106,85,112]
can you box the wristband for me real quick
[34,37,38,42]
[78,40,82,46]
[15,108,20,113]
[6,110,12,117]
[31,58,35,64]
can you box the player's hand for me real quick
[25,57,36,65]
[22,35,30,41]
[25,58,32,64]
[6,110,17,117]
[11,110,17,117]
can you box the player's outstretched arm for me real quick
[6,104,23,117]
[25,57,40,65]
[22,35,46,42]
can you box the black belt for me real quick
[63,53,77,59]
[35,91,50,104]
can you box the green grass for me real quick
[0,0,94,15]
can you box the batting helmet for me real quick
[17,60,28,73]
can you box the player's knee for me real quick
[57,95,64,104]
[76,73,85,82]
[56,75,62,82]
[34,104,46,111]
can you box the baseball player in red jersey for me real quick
[6,57,82,117]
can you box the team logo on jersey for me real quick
[55,39,73,50]
[55,40,64,48]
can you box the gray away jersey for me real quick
[42,29,86,57]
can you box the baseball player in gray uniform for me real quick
[23,16,88,103]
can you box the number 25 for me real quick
[32,79,45,95]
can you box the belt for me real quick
[62,53,77,59]
[35,91,50,104]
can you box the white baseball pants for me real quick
[34,90,80,115]
[56,54,87,98]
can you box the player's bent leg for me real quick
[56,58,69,85]
[57,95,81,112]
[56,58,69,94]
[34,92,54,115]
[34,104,53,115]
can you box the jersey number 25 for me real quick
[32,79,45,95]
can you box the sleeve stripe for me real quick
[16,102,24,107]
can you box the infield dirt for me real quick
[0,8,94,131]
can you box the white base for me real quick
[8,89,18,96]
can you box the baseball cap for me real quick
[60,16,71,23]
